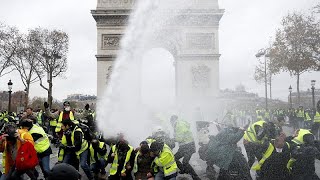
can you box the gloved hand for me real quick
[85,104,90,110]
[44,102,49,109]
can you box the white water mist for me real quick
[97,0,220,147]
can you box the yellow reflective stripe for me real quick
[165,160,176,168]
[110,145,118,175]
[252,143,274,171]
[292,138,302,145]
[2,142,6,173]
[133,152,140,173]
[121,146,133,174]
[287,158,296,171]
[55,123,62,132]
[305,113,312,121]
[58,112,63,122]
[314,112,320,122]
[247,126,256,142]
[58,148,64,162]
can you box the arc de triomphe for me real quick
[92,0,224,104]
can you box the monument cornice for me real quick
[96,54,117,61]
[177,54,221,60]
[93,14,129,26]
[91,9,132,15]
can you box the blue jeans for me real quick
[91,159,107,174]
[0,174,6,180]
[39,155,50,178]
[79,149,93,180]
[155,171,176,180]
[63,150,93,180]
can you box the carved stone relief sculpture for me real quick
[191,65,211,88]
[102,34,122,50]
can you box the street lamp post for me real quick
[7,80,13,112]
[311,80,316,110]
[289,85,292,109]
[256,49,268,110]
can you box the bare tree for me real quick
[0,23,20,78]
[30,28,69,107]
[11,31,43,107]
[270,12,320,105]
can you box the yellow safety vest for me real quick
[55,111,75,133]
[89,142,107,164]
[109,144,134,175]
[314,112,320,123]
[174,120,193,144]
[50,118,57,126]
[2,142,7,173]
[243,120,266,143]
[305,113,312,122]
[256,110,263,121]
[252,142,290,171]
[58,126,88,161]
[292,129,312,145]
[296,110,305,118]
[37,111,43,125]
[153,144,177,177]
[29,124,50,153]
[287,129,312,171]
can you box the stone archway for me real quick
[92,0,224,104]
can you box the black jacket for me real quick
[259,140,291,180]
[291,143,320,176]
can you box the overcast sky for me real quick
[0,0,319,101]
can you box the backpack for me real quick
[15,139,38,171]
[77,123,95,142]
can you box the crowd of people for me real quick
[0,100,319,180]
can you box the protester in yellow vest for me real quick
[304,110,313,129]
[288,129,320,179]
[311,101,320,140]
[44,101,80,137]
[252,133,291,180]
[296,106,305,128]
[150,140,178,180]
[107,137,135,180]
[20,119,52,179]
[133,141,154,180]
[170,115,201,180]
[243,120,267,168]
[90,139,108,180]
[57,119,92,180]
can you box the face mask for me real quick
[276,148,283,153]
[65,107,71,111]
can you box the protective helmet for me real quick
[48,163,80,180]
